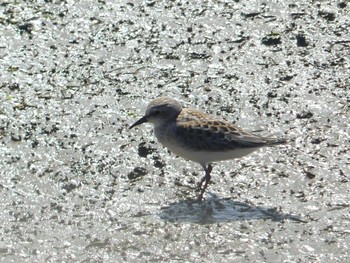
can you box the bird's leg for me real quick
[197,164,212,201]
[197,164,210,190]
[197,175,206,190]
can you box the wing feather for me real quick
[176,119,268,152]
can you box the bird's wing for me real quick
[176,118,269,152]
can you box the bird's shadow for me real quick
[158,194,305,224]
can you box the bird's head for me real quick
[129,97,182,129]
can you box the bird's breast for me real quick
[154,124,194,157]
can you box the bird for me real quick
[129,97,287,201]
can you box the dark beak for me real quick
[129,116,147,129]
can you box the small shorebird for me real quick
[130,97,286,200]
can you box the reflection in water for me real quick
[159,194,305,224]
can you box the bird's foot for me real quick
[195,182,204,192]
[197,191,205,202]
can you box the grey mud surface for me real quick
[1,1,349,262]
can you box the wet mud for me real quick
[1,1,349,262]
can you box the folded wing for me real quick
[176,119,285,152]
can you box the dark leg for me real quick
[197,164,212,201]
[197,164,212,190]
